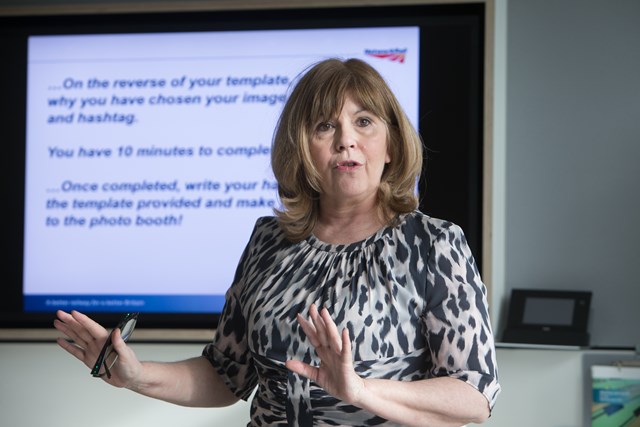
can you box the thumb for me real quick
[110,327,127,353]
[341,328,352,360]
[110,326,139,364]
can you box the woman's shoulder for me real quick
[254,215,279,229]
[247,216,282,240]
[399,211,475,261]
[400,210,460,238]
[244,216,293,251]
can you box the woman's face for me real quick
[309,95,390,207]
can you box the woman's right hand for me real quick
[53,310,143,388]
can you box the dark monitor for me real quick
[0,3,486,331]
[503,289,593,347]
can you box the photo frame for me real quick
[591,364,640,426]
[502,289,592,346]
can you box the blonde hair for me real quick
[271,58,423,242]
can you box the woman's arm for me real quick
[54,310,238,408]
[353,375,489,427]
[285,305,490,427]
[127,356,239,407]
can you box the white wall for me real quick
[500,0,640,347]
[0,342,252,427]
[5,342,630,427]
[485,348,585,427]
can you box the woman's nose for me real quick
[335,126,357,151]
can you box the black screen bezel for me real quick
[507,289,593,332]
[0,3,485,331]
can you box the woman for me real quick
[54,58,500,426]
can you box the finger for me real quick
[59,310,99,346]
[71,310,109,341]
[53,312,72,334]
[55,309,77,331]
[105,328,127,372]
[56,336,86,362]
[340,328,352,361]
[296,313,321,347]
[53,318,84,347]
[310,305,329,348]
[319,308,342,353]
[55,309,72,323]
[54,310,90,347]
[309,304,325,328]
[110,328,127,355]
[285,359,319,382]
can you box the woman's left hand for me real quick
[285,304,365,405]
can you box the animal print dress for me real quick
[202,211,500,426]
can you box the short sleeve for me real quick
[202,290,257,400]
[201,224,260,401]
[423,223,501,410]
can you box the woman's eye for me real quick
[316,122,334,132]
[356,117,372,127]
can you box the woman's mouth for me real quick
[336,160,362,170]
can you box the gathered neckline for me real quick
[304,213,410,253]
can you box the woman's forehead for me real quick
[313,92,379,119]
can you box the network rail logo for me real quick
[364,48,407,63]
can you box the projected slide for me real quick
[23,27,419,312]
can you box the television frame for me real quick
[0,1,492,340]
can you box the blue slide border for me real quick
[24,294,226,313]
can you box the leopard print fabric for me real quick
[203,211,500,426]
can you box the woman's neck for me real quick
[313,203,387,245]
